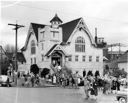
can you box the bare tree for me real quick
[4,44,19,53]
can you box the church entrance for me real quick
[51,51,62,67]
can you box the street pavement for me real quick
[0,86,117,103]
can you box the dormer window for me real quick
[50,14,63,28]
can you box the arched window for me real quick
[31,40,36,54]
[75,36,85,52]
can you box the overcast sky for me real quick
[0,0,128,51]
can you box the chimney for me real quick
[95,28,97,44]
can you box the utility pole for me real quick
[0,46,2,75]
[8,22,25,72]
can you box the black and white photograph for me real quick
[0,0,128,103]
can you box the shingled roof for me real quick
[50,14,63,23]
[17,52,26,63]
[31,23,46,41]
[60,18,81,43]
[30,18,81,43]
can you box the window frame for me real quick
[82,55,86,62]
[34,57,36,64]
[42,55,44,61]
[68,55,72,61]
[75,36,85,52]
[31,58,32,65]
[96,56,99,62]
[89,56,92,62]
[75,55,79,62]
[31,40,36,55]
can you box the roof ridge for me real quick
[60,17,82,25]
[31,22,49,26]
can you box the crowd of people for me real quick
[52,71,81,88]
[17,73,43,87]
[16,68,124,95]
[83,75,122,100]
[7,64,127,101]
[16,68,82,88]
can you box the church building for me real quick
[21,14,103,76]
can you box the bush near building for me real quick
[40,68,50,78]
[30,64,39,76]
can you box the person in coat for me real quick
[84,77,90,99]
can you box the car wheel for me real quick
[119,97,126,103]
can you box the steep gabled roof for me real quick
[13,52,26,62]
[31,18,81,43]
[23,17,96,51]
[31,23,46,41]
[60,18,81,43]
[50,14,63,23]
[118,51,128,63]
[17,52,26,63]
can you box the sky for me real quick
[0,0,128,51]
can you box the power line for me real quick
[2,3,128,25]
[14,3,128,24]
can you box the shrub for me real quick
[41,68,50,78]
[30,64,39,76]
[87,70,93,76]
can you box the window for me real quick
[82,56,86,62]
[41,31,45,39]
[89,56,92,62]
[75,36,85,52]
[31,58,32,64]
[42,43,44,50]
[96,56,99,62]
[42,55,44,61]
[68,55,72,61]
[53,32,55,38]
[43,33,45,38]
[51,31,59,38]
[31,40,36,54]
[34,57,36,64]
[75,55,79,62]
[40,31,45,41]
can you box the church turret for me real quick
[50,14,63,28]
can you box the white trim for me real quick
[67,18,96,46]
[48,44,68,56]
[23,24,37,50]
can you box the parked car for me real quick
[116,87,128,103]
[0,75,13,87]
